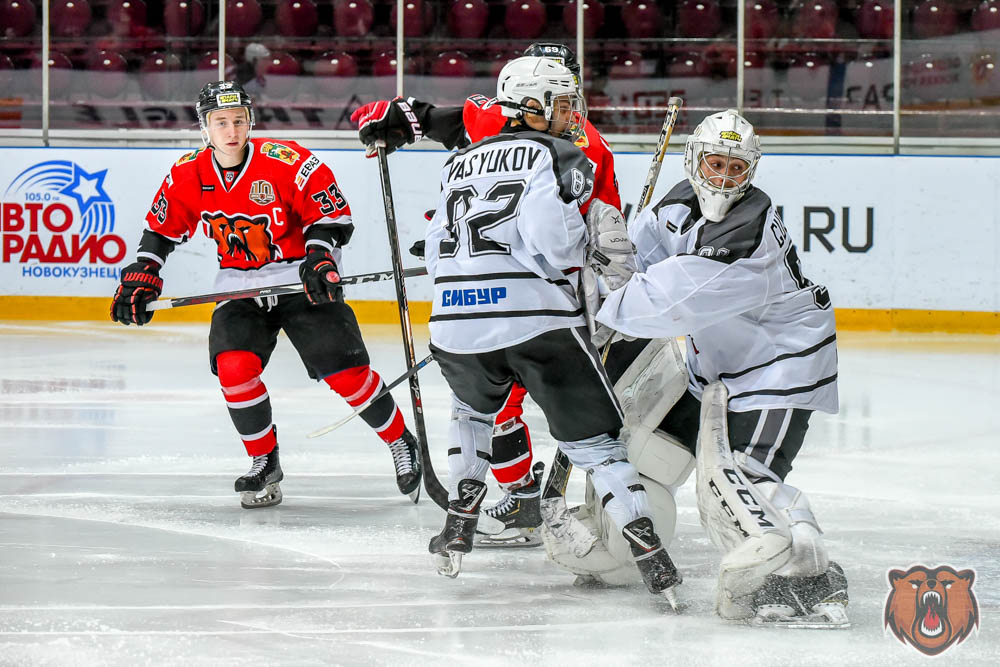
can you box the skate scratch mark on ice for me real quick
[0,509,347,591]
[0,619,659,637]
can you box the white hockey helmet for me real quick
[496,56,587,144]
[684,109,761,221]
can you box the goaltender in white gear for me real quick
[582,110,848,627]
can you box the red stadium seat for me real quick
[447,0,488,39]
[608,50,653,79]
[226,0,262,38]
[313,50,358,95]
[163,0,206,37]
[704,43,738,78]
[790,0,838,39]
[195,51,237,80]
[87,49,128,98]
[668,51,711,79]
[372,50,423,76]
[972,0,1000,31]
[1,0,36,38]
[390,0,431,37]
[0,53,12,91]
[256,50,302,99]
[857,0,893,40]
[676,0,721,39]
[622,0,663,39]
[504,0,546,39]
[107,0,147,37]
[334,0,374,37]
[431,50,474,77]
[29,51,73,94]
[912,0,959,38]
[139,50,183,99]
[276,0,318,37]
[563,0,605,38]
[746,0,780,40]
[50,0,91,38]
[969,51,996,85]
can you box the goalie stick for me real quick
[543,98,685,533]
[146,267,428,311]
[375,144,449,510]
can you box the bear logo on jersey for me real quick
[884,565,979,656]
[203,212,280,264]
[249,180,275,206]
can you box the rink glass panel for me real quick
[1,0,997,140]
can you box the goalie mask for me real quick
[196,80,255,146]
[497,56,587,145]
[684,109,761,221]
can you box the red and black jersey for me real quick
[460,94,621,214]
[140,138,352,274]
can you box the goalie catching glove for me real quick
[586,199,637,291]
[299,248,342,305]
[351,97,425,157]
[110,260,163,326]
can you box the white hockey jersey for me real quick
[426,129,595,353]
[597,180,838,414]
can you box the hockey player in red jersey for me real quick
[351,43,622,547]
[110,80,422,509]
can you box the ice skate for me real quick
[234,444,284,509]
[622,517,683,611]
[429,479,486,578]
[387,430,422,502]
[475,462,544,548]
[749,561,850,628]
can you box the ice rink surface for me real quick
[1,321,998,666]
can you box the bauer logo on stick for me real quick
[884,564,979,656]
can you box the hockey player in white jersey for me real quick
[583,109,849,627]
[423,56,681,601]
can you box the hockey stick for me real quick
[307,353,435,439]
[146,266,428,311]
[542,98,685,527]
[375,144,449,510]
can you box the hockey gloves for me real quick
[299,247,342,305]
[351,97,424,157]
[110,260,163,326]
[586,199,637,291]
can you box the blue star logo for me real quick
[60,164,112,217]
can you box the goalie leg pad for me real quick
[447,395,495,500]
[696,382,794,619]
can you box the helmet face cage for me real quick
[543,89,588,145]
[196,80,255,145]
[684,109,761,219]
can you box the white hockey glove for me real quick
[586,199,637,291]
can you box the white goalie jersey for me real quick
[425,129,595,353]
[597,180,838,414]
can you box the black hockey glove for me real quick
[408,210,435,260]
[110,260,163,326]
[299,247,342,305]
[351,97,424,157]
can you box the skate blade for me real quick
[433,551,463,578]
[750,605,850,629]
[407,484,421,504]
[240,482,282,509]
[474,526,542,548]
[660,586,684,613]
